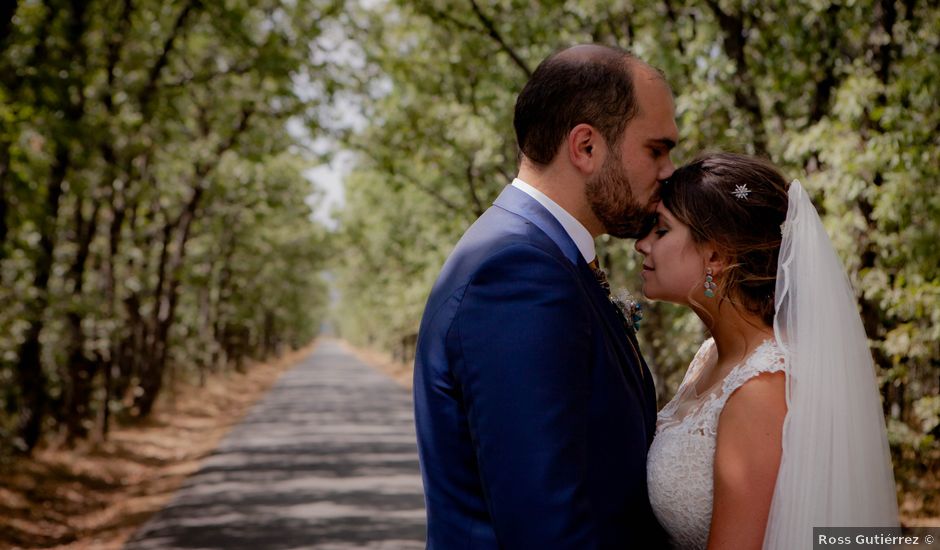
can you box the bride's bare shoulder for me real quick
[708,371,786,549]
[720,371,787,428]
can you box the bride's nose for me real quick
[635,237,650,256]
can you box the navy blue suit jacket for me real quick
[413,185,666,549]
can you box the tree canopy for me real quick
[0,0,334,453]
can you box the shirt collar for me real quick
[511,178,596,263]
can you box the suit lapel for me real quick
[493,184,657,426]
[575,261,647,390]
[493,185,582,265]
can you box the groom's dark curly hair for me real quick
[514,45,662,166]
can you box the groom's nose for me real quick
[658,157,676,181]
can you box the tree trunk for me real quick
[0,146,9,266]
[0,0,19,54]
[92,0,134,440]
[704,0,768,155]
[95,351,112,441]
[133,106,253,416]
[860,0,900,414]
[14,146,68,452]
[134,187,204,417]
[63,197,102,443]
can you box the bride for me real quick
[636,152,899,549]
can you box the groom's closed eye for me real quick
[650,146,667,159]
[647,138,676,158]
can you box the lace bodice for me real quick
[647,338,786,549]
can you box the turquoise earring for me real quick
[704,268,716,298]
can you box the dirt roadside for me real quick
[0,342,316,550]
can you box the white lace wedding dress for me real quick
[647,338,786,549]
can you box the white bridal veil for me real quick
[765,180,899,548]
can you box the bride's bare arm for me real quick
[706,371,787,550]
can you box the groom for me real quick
[413,44,678,548]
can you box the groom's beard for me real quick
[586,153,656,239]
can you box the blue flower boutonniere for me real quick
[610,288,644,332]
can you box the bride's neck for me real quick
[702,305,773,366]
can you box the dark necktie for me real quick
[588,256,644,379]
[588,257,610,295]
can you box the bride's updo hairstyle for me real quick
[660,152,790,326]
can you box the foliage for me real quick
[331,0,939,515]
[0,0,334,454]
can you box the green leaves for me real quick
[0,0,334,451]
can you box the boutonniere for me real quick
[610,288,644,332]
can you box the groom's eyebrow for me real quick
[648,138,677,150]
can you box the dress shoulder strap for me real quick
[684,338,716,383]
[720,339,787,398]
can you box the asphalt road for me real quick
[124,340,427,550]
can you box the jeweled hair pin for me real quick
[732,184,751,200]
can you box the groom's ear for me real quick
[567,123,604,175]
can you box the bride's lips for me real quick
[641,264,654,276]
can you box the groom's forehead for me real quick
[634,80,675,116]
[628,76,678,137]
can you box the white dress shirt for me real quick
[511,178,595,264]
